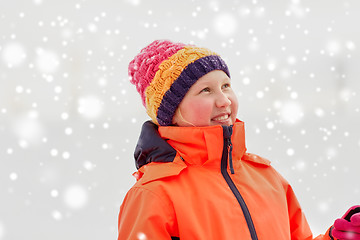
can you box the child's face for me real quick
[172,70,238,127]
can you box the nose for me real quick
[215,92,231,108]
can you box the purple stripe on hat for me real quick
[157,55,230,126]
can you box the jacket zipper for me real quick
[221,126,258,240]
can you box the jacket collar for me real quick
[158,119,247,168]
[134,121,177,169]
[133,119,270,183]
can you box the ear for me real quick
[172,109,180,126]
[172,118,179,126]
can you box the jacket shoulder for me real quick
[135,155,187,185]
[241,153,271,167]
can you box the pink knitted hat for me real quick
[129,39,230,126]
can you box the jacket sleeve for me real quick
[118,186,177,240]
[278,173,334,240]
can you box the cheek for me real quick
[230,94,238,113]
[181,99,213,120]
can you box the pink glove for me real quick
[332,205,360,240]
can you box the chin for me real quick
[210,119,233,126]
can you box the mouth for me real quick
[212,113,231,122]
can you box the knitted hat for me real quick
[129,39,230,126]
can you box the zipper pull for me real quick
[228,139,234,174]
[223,126,234,174]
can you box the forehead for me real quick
[194,70,230,85]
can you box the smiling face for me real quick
[172,70,238,127]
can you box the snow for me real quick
[64,127,72,135]
[51,210,63,221]
[50,148,58,156]
[62,152,70,159]
[50,189,59,198]
[136,232,147,240]
[213,13,238,37]
[242,77,251,85]
[1,0,360,239]
[0,221,5,239]
[9,172,18,181]
[77,95,103,119]
[286,148,295,156]
[266,121,274,129]
[83,161,96,171]
[13,112,45,144]
[35,49,60,73]
[1,42,26,67]
[61,112,69,120]
[279,101,304,125]
[63,185,88,210]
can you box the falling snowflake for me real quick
[279,101,304,125]
[77,96,103,119]
[213,13,237,37]
[1,42,26,67]
[137,232,148,240]
[63,185,88,210]
[35,49,60,73]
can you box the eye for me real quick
[200,87,210,93]
[222,83,231,89]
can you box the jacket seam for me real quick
[242,153,271,167]
[271,167,290,191]
[130,186,173,208]
[123,186,178,237]
[129,186,175,226]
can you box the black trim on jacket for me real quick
[134,121,177,169]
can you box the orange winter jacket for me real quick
[118,120,333,240]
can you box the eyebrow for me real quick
[190,78,230,92]
[199,77,230,84]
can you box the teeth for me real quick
[213,114,229,121]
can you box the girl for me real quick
[118,39,360,239]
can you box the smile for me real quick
[212,114,230,121]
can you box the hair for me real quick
[173,108,196,127]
